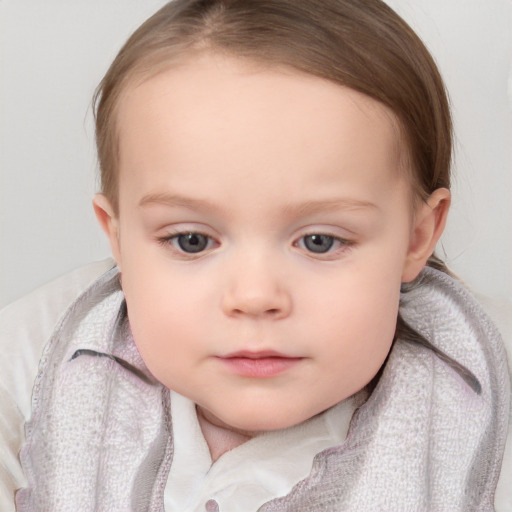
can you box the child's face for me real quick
[97,53,429,434]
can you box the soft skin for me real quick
[94,52,449,458]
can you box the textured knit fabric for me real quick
[15,266,510,511]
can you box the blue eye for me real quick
[172,233,210,253]
[302,234,335,253]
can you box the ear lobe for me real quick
[401,188,451,283]
[93,194,122,268]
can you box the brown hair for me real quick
[94,0,451,214]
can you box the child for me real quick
[2,0,510,510]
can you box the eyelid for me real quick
[294,225,354,243]
[156,222,219,241]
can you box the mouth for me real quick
[216,350,303,378]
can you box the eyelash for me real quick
[156,231,353,258]
[157,231,217,256]
[295,233,353,258]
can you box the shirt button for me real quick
[205,499,219,512]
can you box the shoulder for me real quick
[400,268,511,510]
[0,258,115,511]
[1,258,117,343]
[0,258,117,415]
[475,293,512,511]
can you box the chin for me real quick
[221,407,312,435]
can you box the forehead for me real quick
[115,52,405,202]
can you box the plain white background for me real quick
[1,0,511,308]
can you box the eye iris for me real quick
[177,233,208,253]
[304,234,334,253]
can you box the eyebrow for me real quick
[139,192,220,213]
[282,198,379,217]
[138,192,379,216]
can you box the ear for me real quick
[93,194,122,268]
[401,188,450,282]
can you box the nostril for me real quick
[222,287,292,318]
[231,307,281,317]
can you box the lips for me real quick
[217,350,303,378]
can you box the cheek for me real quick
[322,285,398,353]
[120,260,212,382]
[123,288,175,366]
[304,259,402,389]
[125,298,195,387]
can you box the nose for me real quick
[221,254,292,320]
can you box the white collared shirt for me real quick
[165,390,354,512]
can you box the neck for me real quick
[196,406,257,462]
